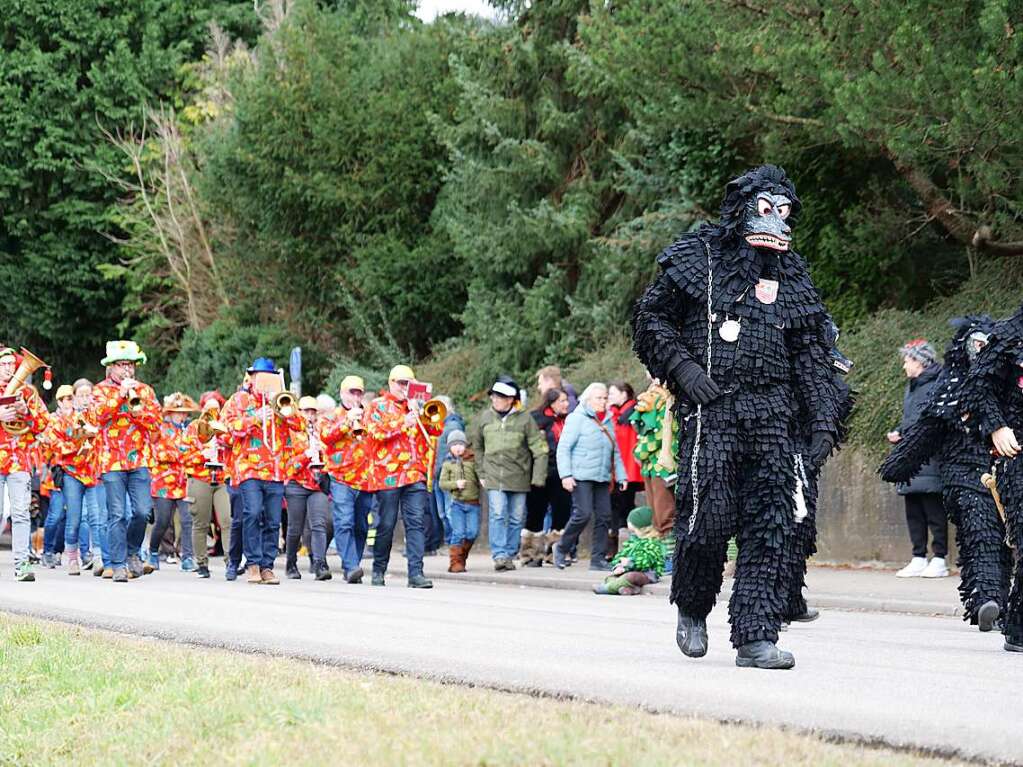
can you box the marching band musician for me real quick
[220,357,302,586]
[43,383,99,576]
[185,390,231,579]
[89,341,163,583]
[145,393,199,574]
[71,379,110,579]
[365,365,443,589]
[283,396,332,581]
[320,375,377,584]
[0,346,51,582]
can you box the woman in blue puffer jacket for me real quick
[554,383,628,570]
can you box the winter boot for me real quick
[463,538,475,564]
[448,542,465,573]
[314,560,333,581]
[735,641,795,670]
[285,552,301,580]
[676,612,708,658]
[544,530,562,565]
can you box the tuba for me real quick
[1,348,47,436]
[273,391,297,419]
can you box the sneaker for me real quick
[196,565,211,579]
[112,568,129,583]
[225,562,238,581]
[143,552,160,574]
[127,555,145,578]
[553,542,567,570]
[345,568,364,584]
[921,557,949,578]
[81,556,95,571]
[14,562,35,582]
[102,567,114,579]
[68,556,81,576]
[180,557,196,572]
[895,557,928,578]
[166,553,180,565]
[314,561,332,581]
[42,553,56,569]
[589,561,612,572]
[93,562,106,577]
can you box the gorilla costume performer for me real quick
[880,316,1012,632]
[632,165,843,669]
[960,303,1023,653]
[783,319,855,625]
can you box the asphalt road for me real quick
[1,552,1020,765]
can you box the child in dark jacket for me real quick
[438,430,480,573]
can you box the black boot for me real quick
[977,600,1000,632]
[315,560,333,581]
[676,612,708,658]
[1004,635,1023,652]
[736,641,795,670]
[285,553,301,580]
[789,607,820,623]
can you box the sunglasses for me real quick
[393,379,410,387]
[345,388,365,397]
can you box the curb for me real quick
[383,566,960,618]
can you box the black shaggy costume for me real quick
[960,304,1023,649]
[880,317,1012,627]
[784,322,855,622]
[632,165,842,651]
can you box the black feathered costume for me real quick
[880,317,1012,628]
[960,304,1023,650]
[632,166,842,656]
[784,322,855,623]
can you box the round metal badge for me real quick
[719,319,741,343]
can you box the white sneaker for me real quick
[921,557,949,578]
[896,557,929,577]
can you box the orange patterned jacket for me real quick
[286,425,322,492]
[0,383,48,475]
[151,419,190,500]
[89,378,162,474]
[220,389,302,483]
[363,393,442,490]
[42,410,100,487]
[319,406,378,491]
[183,420,231,485]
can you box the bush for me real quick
[159,319,325,398]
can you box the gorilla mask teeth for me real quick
[744,233,790,251]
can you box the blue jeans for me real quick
[486,490,527,560]
[102,469,152,569]
[449,500,480,543]
[85,482,108,566]
[372,482,428,578]
[43,489,67,555]
[434,485,454,545]
[329,479,373,574]
[227,481,244,568]
[239,479,285,570]
[60,477,94,557]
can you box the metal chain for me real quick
[687,240,714,536]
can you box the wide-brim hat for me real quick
[101,340,147,367]
[163,392,199,413]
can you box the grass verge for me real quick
[0,613,963,767]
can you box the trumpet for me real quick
[195,407,228,442]
[123,382,144,412]
[1,347,47,436]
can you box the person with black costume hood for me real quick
[885,339,949,578]
[960,301,1023,653]
[881,317,1011,631]
[632,165,842,670]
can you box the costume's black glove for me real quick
[672,360,721,405]
[808,431,835,468]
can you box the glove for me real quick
[672,360,721,405]
[808,431,835,468]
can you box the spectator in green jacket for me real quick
[468,375,548,572]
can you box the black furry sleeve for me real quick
[787,321,842,436]
[961,337,1012,438]
[878,415,945,484]
[632,270,698,393]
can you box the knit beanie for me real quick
[627,506,654,531]
[898,338,938,367]
[447,429,467,446]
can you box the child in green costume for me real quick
[593,506,667,595]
